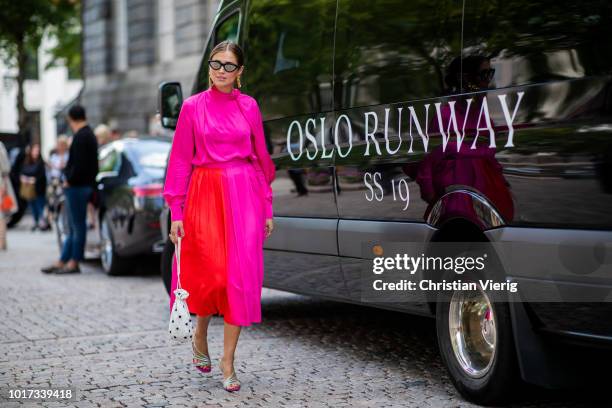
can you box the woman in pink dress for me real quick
[163,40,275,392]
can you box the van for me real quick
[158,0,612,404]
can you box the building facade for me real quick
[81,0,220,135]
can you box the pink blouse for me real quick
[163,85,275,221]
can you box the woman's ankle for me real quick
[221,355,235,367]
[193,331,208,353]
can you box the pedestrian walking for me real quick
[46,135,70,221]
[19,144,48,231]
[163,40,275,392]
[41,105,98,274]
[48,135,70,180]
[0,141,18,250]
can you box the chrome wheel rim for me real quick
[448,286,497,378]
[100,219,113,272]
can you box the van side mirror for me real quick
[158,82,183,129]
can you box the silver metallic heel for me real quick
[191,334,211,373]
[218,358,240,392]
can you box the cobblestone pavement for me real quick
[0,220,604,407]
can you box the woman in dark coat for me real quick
[20,144,48,231]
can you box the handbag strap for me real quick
[175,235,182,290]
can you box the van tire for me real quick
[436,284,519,405]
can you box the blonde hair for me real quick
[94,124,111,145]
[57,135,69,146]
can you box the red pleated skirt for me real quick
[169,158,266,326]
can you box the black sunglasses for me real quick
[208,59,241,73]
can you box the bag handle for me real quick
[175,235,183,291]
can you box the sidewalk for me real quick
[0,219,576,407]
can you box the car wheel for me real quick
[100,214,129,275]
[436,283,518,405]
[160,238,174,296]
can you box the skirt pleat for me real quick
[170,160,265,326]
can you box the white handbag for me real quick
[168,236,193,342]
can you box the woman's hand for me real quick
[169,220,185,244]
[264,218,274,239]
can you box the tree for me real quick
[0,0,79,140]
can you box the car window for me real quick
[127,141,170,171]
[462,0,612,90]
[243,0,336,120]
[98,148,121,173]
[333,0,463,109]
[194,11,241,93]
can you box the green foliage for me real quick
[0,0,79,70]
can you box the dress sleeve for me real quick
[163,99,195,221]
[250,100,275,219]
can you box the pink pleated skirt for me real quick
[169,157,266,326]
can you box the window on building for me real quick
[158,0,175,63]
[113,0,128,72]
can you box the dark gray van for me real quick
[158,0,612,404]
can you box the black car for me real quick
[55,137,170,275]
[157,0,612,404]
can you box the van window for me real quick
[334,0,463,110]
[194,12,241,93]
[216,12,239,44]
[243,0,336,120]
[462,0,612,90]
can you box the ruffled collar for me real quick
[209,84,240,100]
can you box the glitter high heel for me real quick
[218,358,240,392]
[191,335,211,373]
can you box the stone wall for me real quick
[80,0,219,134]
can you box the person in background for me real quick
[110,127,121,142]
[0,140,18,250]
[94,124,112,147]
[48,135,69,180]
[90,125,111,229]
[46,135,70,227]
[20,144,48,231]
[41,105,98,274]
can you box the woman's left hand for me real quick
[264,218,274,239]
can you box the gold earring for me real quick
[236,76,242,88]
[209,76,213,88]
